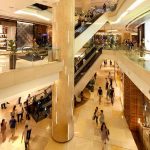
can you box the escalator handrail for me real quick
[75,49,97,77]
[75,46,97,70]
[74,47,102,85]
[75,13,104,38]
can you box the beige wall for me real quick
[0,61,63,89]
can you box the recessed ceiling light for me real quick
[15,10,50,21]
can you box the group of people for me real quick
[75,6,102,30]
[104,59,112,67]
[99,60,115,105]
[0,95,33,150]
[0,87,51,149]
[105,73,115,105]
[93,108,109,145]
[92,59,117,145]
[124,39,134,50]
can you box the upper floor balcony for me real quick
[0,47,61,73]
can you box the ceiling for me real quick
[118,0,150,25]
[100,0,150,32]
[123,0,150,32]
[0,0,149,31]
[127,10,150,32]
[0,0,58,24]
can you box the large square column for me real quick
[52,0,75,142]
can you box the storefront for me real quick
[0,19,16,50]
[139,96,150,150]
[124,74,150,149]
[0,18,52,51]
[93,31,122,48]
[16,21,50,49]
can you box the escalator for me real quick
[74,4,122,95]
[74,46,103,96]
[74,12,108,54]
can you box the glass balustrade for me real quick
[104,45,150,71]
[0,48,60,74]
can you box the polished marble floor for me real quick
[0,62,137,150]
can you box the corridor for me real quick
[0,61,137,150]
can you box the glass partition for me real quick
[0,48,60,74]
[103,44,150,72]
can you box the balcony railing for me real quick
[0,47,60,74]
[104,45,150,71]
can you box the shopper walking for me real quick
[17,103,24,123]
[101,122,109,144]
[110,87,115,105]
[110,60,112,66]
[106,87,111,100]
[25,115,32,140]
[25,94,31,106]
[104,60,107,67]
[93,107,99,125]
[94,73,97,80]
[98,87,103,104]
[18,97,22,104]
[105,80,109,90]
[22,125,29,150]
[108,72,111,79]
[109,77,113,87]
[95,109,100,125]
[9,116,17,138]
[103,3,106,12]
[1,119,7,142]
[99,110,104,125]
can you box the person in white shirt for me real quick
[17,103,24,123]
[99,110,104,125]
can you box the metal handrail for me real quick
[75,46,95,67]
[75,47,102,85]
[75,13,104,38]
[75,50,97,77]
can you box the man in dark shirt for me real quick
[103,3,106,12]
[9,116,17,138]
[109,77,113,87]
[110,88,114,105]
[98,87,103,104]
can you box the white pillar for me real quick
[52,0,75,142]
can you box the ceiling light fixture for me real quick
[111,11,128,24]
[111,0,145,24]
[15,10,50,21]
[107,29,118,32]
[127,0,145,11]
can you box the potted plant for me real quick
[8,40,17,69]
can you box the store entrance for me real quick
[0,86,52,123]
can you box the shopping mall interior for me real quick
[0,0,150,150]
